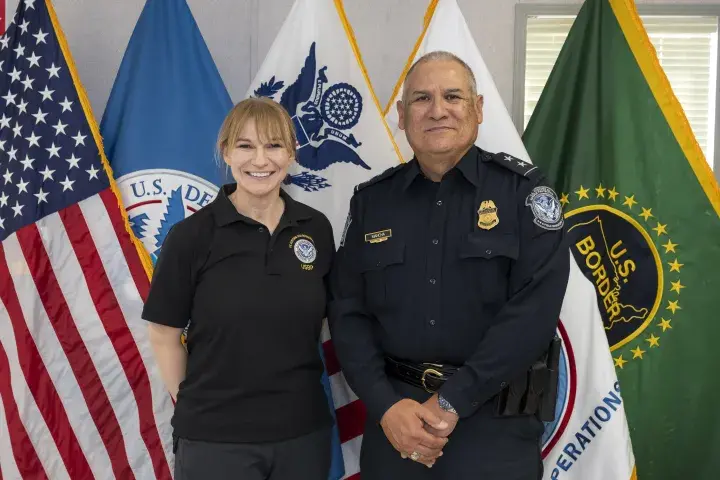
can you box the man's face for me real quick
[397,60,483,157]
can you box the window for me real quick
[514,5,720,172]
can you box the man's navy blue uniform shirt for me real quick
[328,146,570,421]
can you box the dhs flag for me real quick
[100,0,232,263]
[246,0,402,478]
[386,1,636,479]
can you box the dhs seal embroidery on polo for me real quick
[290,234,317,271]
[526,186,564,230]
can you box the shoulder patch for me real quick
[487,152,539,178]
[354,163,405,193]
[526,185,564,230]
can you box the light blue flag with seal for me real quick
[100,0,232,264]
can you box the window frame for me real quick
[513,3,720,179]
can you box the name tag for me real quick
[364,229,392,243]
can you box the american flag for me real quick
[320,323,366,480]
[0,1,174,479]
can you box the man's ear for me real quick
[397,100,406,131]
[475,94,484,124]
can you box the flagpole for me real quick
[332,0,405,163]
[45,0,154,279]
[383,0,439,115]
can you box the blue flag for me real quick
[100,0,232,262]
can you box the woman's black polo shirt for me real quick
[142,184,334,443]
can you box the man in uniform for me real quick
[328,51,570,479]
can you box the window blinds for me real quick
[523,15,718,164]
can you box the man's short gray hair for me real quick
[402,51,479,100]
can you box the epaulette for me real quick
[353,163,405,193]
[485,151,539,178]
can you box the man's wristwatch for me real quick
[438,394,458,415]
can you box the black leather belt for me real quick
[385,357,459,393]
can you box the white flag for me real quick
[247,0,402,239]
[384,1,636,479]
[246,1,402,478]
[384,0,529,162]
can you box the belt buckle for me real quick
[421,365,443,393]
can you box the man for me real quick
[328,51,570,479]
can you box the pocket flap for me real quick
[460,232,519,260]
[360,242,405,272]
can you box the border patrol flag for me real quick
[387,1,636,478]
[247,0,403,478]
[100,0,232,263]
[523,0,720,477]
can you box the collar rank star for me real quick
[365,229,392,244]
[477,200,499,230]
[290,234,316,271]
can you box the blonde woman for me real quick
[144,97,334,480]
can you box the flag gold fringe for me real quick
[45,0,154,280]
[383,0,439,115]
[333,0,405,164]
[610,0,720,219]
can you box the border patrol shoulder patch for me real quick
[526,185,564,230]
[487,151,539,178]
[354,163,405,193]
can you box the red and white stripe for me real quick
[321,323,365,480]
[0,189,174,479]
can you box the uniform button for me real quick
[429,278,436,284]
[486,249,492,255]
[471,402,479,407]
[436,200,443,206]
[429,319,436,326]
[258,227,265,233]
[500,382,508,388]
[432,239,439,245]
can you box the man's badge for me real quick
[477,200,499,230]
[526,186,564,230]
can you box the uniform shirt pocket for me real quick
[458,232,519,304]
[359,241,405,312]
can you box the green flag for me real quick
[522,0,720,478]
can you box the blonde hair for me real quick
[217,97,297,160]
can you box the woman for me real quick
[143,97,335,480]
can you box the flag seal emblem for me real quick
[563,185,683,366]
[477,200,499,230]
[253,42,371,193]
[292,235,317,264]
[526,186,564,230]
[118,169,219,262]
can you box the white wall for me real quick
[6,0,720,121]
